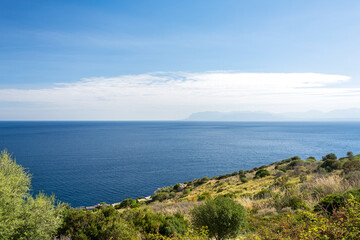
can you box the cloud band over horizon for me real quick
[0,72,358,120]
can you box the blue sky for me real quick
[1,0,360,120]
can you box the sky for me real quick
[1,0,360,120]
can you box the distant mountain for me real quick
[186,108,360,121]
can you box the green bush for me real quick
[0,151,64,240]
[306,156,316,162]
[122,208,164,235]
[342,160,360,173]
[239,174,248,183]
[322,153,337,161]
[173,183,181,191]
[58,206,139,240]
[191,197,246,240]
[198,192,211,201]
[320,159,341,172]
[275,195,308,211]
[159,213,189,236]
[254,169,271,179]
[118,198,138,209]
[191,196,247,240]
[220,193,237,198]
[314,193,345,214]
[286,160,305,170]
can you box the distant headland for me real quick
[186,108,360,121]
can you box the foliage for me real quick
[277,197,360,239]
[322,153,338,161]
[173,183,181,191]
[342,159,360,173]
[254,169,271,179]
[191,196,246,240]
[239,173,248,183]
[121,208,189,237]
[320,158,341,172]
[159,213,189,236]
[58,206,139,239]
[314,193,345,214]
[197,192,211,201]
[117,198,139,209]
[0,151,64,240]
[275,194,308,211]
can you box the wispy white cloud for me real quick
[0,72,358,120]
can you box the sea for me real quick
[0,121,360,207]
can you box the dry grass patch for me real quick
[149,200,202,217]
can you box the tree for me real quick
[191,196,246,240]
[0,150,64,239]
[347,151,354,161]
[322,153,337,161]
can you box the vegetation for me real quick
[4,149,360,239]
[191,197,246,240]
[0,150,64,239]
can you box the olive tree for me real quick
[191,196,246,240]
[0,150,64,239]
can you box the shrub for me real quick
[159,213,189,236]
[220,193,237,199]
[154,186,173,194]
[191,197,246,240]
[314,193,345,214]
[239,174,248,183]
[183,189,191,195]
[306,156,316,162]
[200,177,210,184]
[314,187,360,214]
[275,198,360,239]
[286,160,305,170]
[153,192,169,202]
[342,160,360,173]
[118,198,138,209]
[122,208,165,235]
[322,153,338,161]
[320,159,341,172]
[254,169,271,179]
[174,183,181,191]
[0,151,64,239]
[197,192,211,201]
[279,156,301,164]
[275,194,308,211]
[347,151,355,161]
[59,206,139,239]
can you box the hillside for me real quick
[2,150,360,239]
[107,151,360,239]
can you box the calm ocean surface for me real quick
[1,121,360,207]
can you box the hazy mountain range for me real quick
[186,108,360,121]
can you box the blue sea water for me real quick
[0,121,360,207]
